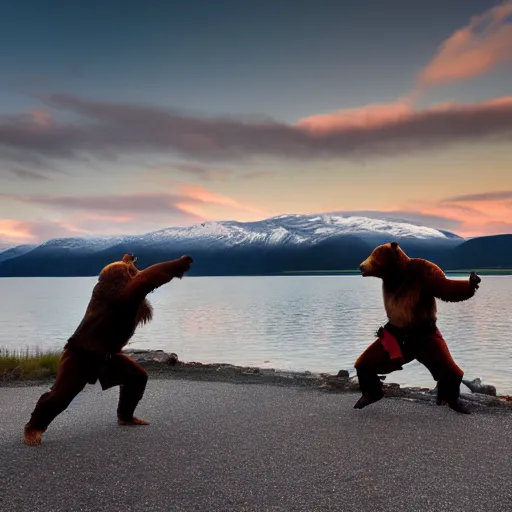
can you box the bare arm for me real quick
[125,255,194,300]
[427,268,481,303]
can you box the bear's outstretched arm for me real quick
[126,255,194,300]
[426,269,480,303]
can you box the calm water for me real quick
[0,276,511,394]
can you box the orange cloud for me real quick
[295,95,512,136]
[0,218,87,244]
[295,100,413,135]
[296,2,512,134]
[297,4,512,135]
[176,183,268,217]
[0,220,34,241]
[417,1,512,87]
[412,193,512,238]
[0,185,270,241]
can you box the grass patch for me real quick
[0,347,61,382]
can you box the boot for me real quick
[447,400,471,414]
[353,391,384,409]
[436,379,470,414]
[353,369,384,409]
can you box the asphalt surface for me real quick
[1,380,511,512]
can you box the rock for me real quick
[347,375,359,390]
[459,392,503,407]
[240,367,260,376]
[462,378,497,396]
[383,383,401,391]
[403,386,430,393]
[427,385,438,395]
[167,353,179,366]
[114,350,511,411]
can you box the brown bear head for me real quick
[359,241,410,279]
[96,254,140,296]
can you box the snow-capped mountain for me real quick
[0,213,461,259]
[0,213,462,259]
[115,213,462,250]
[0,212,482,278]
[36,235,130,253]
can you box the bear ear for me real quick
[390,241,399,250]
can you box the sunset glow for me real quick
[1,0,511,244]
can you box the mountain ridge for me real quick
[0,213,510,277]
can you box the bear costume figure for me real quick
[354,241,481,414]
[23,253,194,446]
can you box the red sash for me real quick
[379,328,405,365]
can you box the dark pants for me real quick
[25,347,148,432]
[354,323,464,403]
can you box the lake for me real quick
[0,275,511,394]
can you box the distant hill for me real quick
[0,244,38,265]
[0,213,510,277]
[441,234,512,270]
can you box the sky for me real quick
[0,0,512,244]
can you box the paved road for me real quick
[1,380,511,512]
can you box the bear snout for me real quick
[359,262,369,276]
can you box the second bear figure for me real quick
[354,241,481,414]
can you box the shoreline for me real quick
[1,269,512,279]
[2,349,511,413]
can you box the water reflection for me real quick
[0,275,510,394]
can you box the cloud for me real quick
[172,163,232,181]
[353,189,512,238]
[414,190,512,238]
[0,219,35,241]
[174,183,267,216]
[0,185,268,242]
[19,187,266,217]
[148,162,233,182]
[0,193,204,244]
[1,191,510,245]
[441,190,512,203]
[295,100,414,134]
[295,95,512,137]
[6,168,51,181]
[0,191,208,219]
[146,162,275,184]
[417,1,512,87]
[0,93,511,167]
[0,218,87,244]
